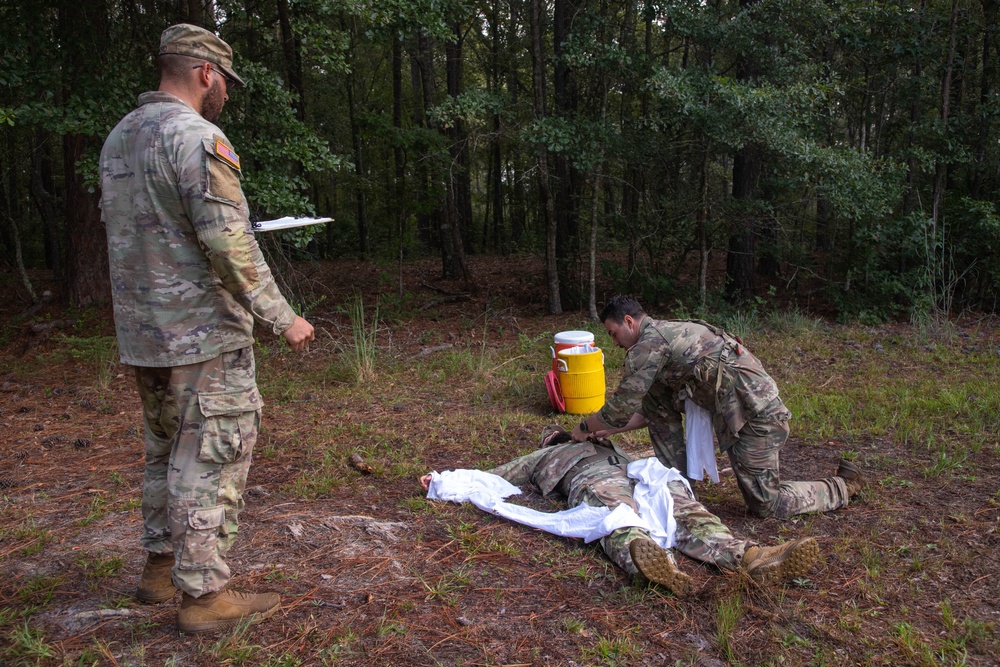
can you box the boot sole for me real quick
[178,604,280,634]
[747,537,819,586]
[629,539,693,597]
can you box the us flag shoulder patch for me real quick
[215,140,241,169]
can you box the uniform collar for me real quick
[137,91,196,111]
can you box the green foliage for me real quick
[227,61,349,221]
[3,0,1000,316]
[716,592,744,664]
[345,295,379,384]
[429,89,505,130]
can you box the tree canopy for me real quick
[2,0,999,322]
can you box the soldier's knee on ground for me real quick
[749,500,780,520]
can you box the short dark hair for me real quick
[156,52,201,81]
[599,295,646,323]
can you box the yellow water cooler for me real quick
[556,346,606,414]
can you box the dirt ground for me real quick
[1,256,998,666]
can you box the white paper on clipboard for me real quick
[250,217,334,232]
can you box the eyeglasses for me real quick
[191,63,237,89]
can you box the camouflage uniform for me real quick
[599,318,849,519]
[488,430,753,578]
[100,92,295,596]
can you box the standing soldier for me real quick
[571,295,864,520]
[100,24,315,633]
[421,426,820,596]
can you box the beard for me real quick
[201,78,225,124]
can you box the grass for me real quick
[12,517,53,556]
[419,566,471,605]
[54,333,119,394]
[202,618,262,664]
[716,591,744,665]
[346,295,379,384]
[75,552,126,580]
[75,494,109,527]
[3,305,1000,665]
[5,622,56,664]
[580,632,641,666]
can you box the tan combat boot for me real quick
[135,552,177,604]
[177,588,281,634]
[836,459,865,497]
[629,538,693,597]
[742,537,819,586]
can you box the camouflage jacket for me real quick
[487,439,632,508]
[599,317,783,447]
[100,91,296,367]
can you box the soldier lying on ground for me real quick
[419,426,819,596]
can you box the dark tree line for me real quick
[2,0,1000,321]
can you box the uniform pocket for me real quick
[178,505,226,571]
[716,371,747,438]
[197,386,261,464]
[202,136,243,205]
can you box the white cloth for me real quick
[425,458,690,548]
[627,458,691,550]
[685,399,719,483]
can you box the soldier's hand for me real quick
[283,316,315,352]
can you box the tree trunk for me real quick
[507,0,526,248]
[588,167,601,321]
[343,16,368,257]
[0,171,38,304]
[697,145,711,310]
[445,23,476,290]
[415,31,456,278]
[61,0,109,306]
[489,0,504,254]
[726,147,759,304]
[972,0,997,198]
[64,135,109,306]
[346,67,368,258]
[553,0,579,307]
[393,37,406,300]
[531,0,561,313]
[725,0,763,305]
[408,43,434,248]
[30,131,63,278]
[276,0,305,121]
[929,0,960,317]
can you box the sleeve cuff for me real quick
[271,302,298,336]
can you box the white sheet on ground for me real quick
[425,458,690,548]
[684,399,719,483]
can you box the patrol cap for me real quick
[158,23,245,88]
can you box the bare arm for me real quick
[592,412,647,438]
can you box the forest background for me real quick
[2,0,1000,321]
[4,3,1000,664]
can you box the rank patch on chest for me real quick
[215,140,241,169]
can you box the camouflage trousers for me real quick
[134,347,262,597]
[728,408,849,520]
[591,478,752,577]
[646,400,851,520]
